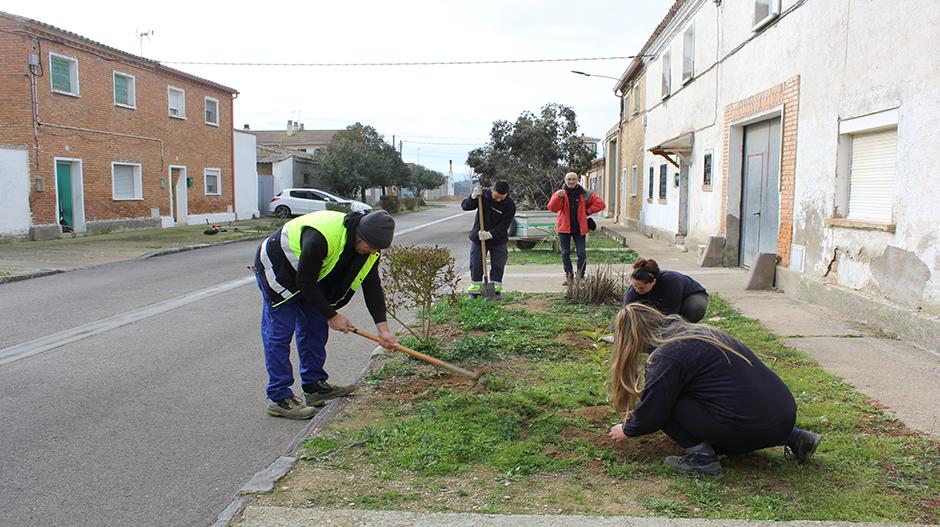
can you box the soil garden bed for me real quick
[248,294,940,523]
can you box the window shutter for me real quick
[113,165,135,198]
[115,75,128,104]
[848,129,896,222]
[52,57,71,92]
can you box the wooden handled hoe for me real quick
[352,328,484,386]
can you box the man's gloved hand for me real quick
[478,230,493,241]
[471,186,484,199]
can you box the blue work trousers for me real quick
[469,242,508,284]
[255,274,329,401]
[558,233,587,277]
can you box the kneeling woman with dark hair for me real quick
[607,303,821,477]
[625,259,709,322]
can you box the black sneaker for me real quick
[266,395,318,420]
[785,429,821,464]
[304,380,358,407]
[663,453,724,477]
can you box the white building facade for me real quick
[624,0,940,324]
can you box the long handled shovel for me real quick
[352,328,483,385]
[476,194,499,300]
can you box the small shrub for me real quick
[379,195,401,214]
[402,197,421,210]
[382,245,459,346]
[564,265,626,305]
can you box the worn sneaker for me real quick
[304,380,358,407]
[266,395,318,420]
[663,453,724,477]
[785,429,821,464]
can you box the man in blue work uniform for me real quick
[460,180,516,298]
[253,209,398,419]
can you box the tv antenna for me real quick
[136,28,154,56]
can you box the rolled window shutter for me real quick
[848,129,896,222]
[114,165,136,198]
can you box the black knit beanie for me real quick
[356,210,395,249]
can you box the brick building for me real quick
[0,11,237,239]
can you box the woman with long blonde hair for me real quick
[607,303,820,476]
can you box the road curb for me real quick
[0,268,65,284]
[211,343,386,527]
[137,235,266,260]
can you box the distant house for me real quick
[0,11,238,239]
[250,122,340,157]
[255,145,319,215]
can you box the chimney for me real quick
[299,122,304,131]
[243,124,250,130]
[286,120,294,136]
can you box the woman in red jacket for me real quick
[547,172,606,284]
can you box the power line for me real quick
[160,55,638,67]
[401,140,487,146]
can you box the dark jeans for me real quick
[662,395,794,455]
[680,292,709,323]
[469,242,508,284]
[558,233,587,277]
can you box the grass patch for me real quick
[508,235,639,266]
[260,294,940,523]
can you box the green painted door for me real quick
[56,161,74,229]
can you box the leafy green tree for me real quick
[467,103,595,208]
[318,123,411,201]
[407,164,445,196]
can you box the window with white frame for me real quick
[113,71,136,108]
[633,85,641,115]
[631,165,639,196]
[661,50,671,99]
[112,163,142,200]
[682,24,695,83]
[753,0,781,29]
[168,86,186,118]
[205,97,219,126]
[204,168,221,195]
[846,129,897,223]
[50,53,79,96]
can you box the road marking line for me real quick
[0,276,254,368]
[396,211,471,236]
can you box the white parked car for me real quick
[270,188,372,218]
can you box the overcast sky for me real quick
[6,0,673,179]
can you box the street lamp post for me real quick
[570,70,621,81]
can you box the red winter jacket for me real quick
[546,186,606,234]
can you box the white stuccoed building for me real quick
[615,0,940,342]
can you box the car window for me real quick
[289,190,304,199]
[312,191,334,202]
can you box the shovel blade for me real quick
[481,282,499,300]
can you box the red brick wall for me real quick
[0,16,234,227]
[719,75,800,266]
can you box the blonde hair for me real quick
[608,303,752,416]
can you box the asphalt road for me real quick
[0,204,473,527]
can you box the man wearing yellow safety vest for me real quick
[253,209,398,419]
